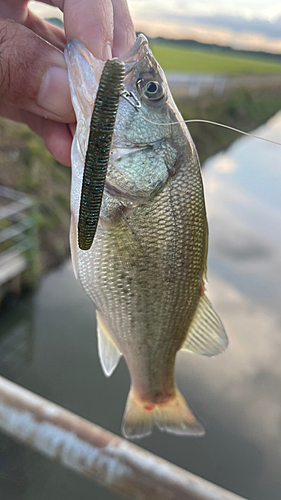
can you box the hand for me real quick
[0,1,135,165]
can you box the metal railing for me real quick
[0,185,36,291]
[0,376,248,500]
[0,185,34,252]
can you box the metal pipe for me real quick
[0,376,247,500]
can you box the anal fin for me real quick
[181,294,228,356]
[96,311,122,377]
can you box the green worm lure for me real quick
[78,58,125,250]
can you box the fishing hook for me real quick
[120,89,141,111]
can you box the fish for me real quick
[65,34,228,440]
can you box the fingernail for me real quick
[38,66,74,119]
[103,43,112,61]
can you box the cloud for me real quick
[177,274,281,477]
[191,14,281,39]
[138,9,281,40]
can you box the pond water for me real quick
[0,113,281,500]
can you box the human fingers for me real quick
[0,102,72,165]
[24,113,72,166]
[24,10,66,50]
[111,0,135,56]
[0,0,27,22]
[21,110,71,167]
[53,0,114,59]
[0,1,66,50]
[0,19,74,122]
[42,119,72,166]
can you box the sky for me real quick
[29,0,281,53]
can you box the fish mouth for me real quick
[120,34,149,75]
[120,34,148,62]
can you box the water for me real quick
[0,113,281,500]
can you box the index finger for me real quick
[111,0,135,57]
[53,0,114,60]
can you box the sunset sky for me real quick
[29,0,281,53]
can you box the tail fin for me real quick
[122,386,204,440]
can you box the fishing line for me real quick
[138,114,281,147]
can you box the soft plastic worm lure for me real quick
[78,58,125,250]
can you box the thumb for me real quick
[0,19,74,122]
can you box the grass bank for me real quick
[151,42,281,74]
[175,86,281,163]
[0,119,71,281]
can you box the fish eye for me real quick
[136,78,165,102]
[143,81,164,101]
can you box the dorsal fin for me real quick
[181,294,228,356]
[96,311,122,377]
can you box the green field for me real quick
[151,43,281,74]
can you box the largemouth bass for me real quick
[65,34,228,439]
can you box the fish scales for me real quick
[65,34,227,439]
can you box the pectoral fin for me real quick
[96,312,122,377]
[181,294,228,356]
